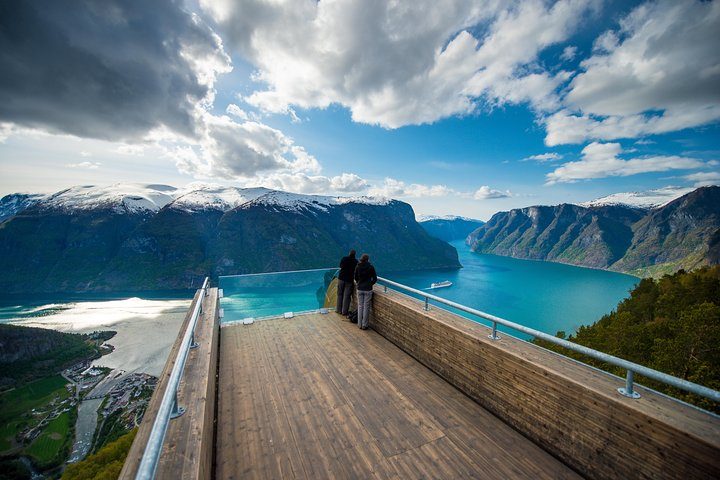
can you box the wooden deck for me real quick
[217,312,583,479]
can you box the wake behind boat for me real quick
[430,280,452,289]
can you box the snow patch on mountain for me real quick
[42,184,177,214]
[170,185,271,212]
[579,187,695,209]
[4,183,394,216]
[244,190,392,213]
[0,193,44,222]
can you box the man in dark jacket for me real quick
[354,253,377,330]
[336,249,358,315]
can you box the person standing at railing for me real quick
[337,249,358,316]
[354,253,377,330]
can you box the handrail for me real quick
[377,276,720,403]
[135,277,210,480]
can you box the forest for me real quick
[534,265,720,412]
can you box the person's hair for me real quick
[349,249,356,257]
[360,253,369,263]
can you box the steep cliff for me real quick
[467,186,720,276]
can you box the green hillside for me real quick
[534,265,720,412]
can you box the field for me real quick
[25,411,72,467]
[0,375,70,454]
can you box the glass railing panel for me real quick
[219,268,337,323]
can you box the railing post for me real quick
[170,390,185,418]
[618,370,641,399]
[424,296,429,311]
[488,321,501,341]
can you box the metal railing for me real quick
[377,276,720,403]
[135,277,210,480]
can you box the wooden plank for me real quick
[371,289,720,480]
[216,312,582,479]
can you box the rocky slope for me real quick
[419,216,485,242]
[0,184,459,293]
[467,186,720,276]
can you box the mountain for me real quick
[0,324,105,386]
[467,186,720,277]
[0,193,43,223]
[418,215,485,242]
[578,186,695,209]
[0,184,459,293]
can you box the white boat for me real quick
[430,280,452,289]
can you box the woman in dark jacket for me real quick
[353,253,377,330]
[336,249,358,315]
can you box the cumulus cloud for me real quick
[368,178,453,198]
[546,142,706,184]
[202,0,597,128]
[473,185,512,199]
[253,172,370,195]
[0,0,231,141]
[547,0,720,145]
[174,113,321,180]
[523,152,563,162]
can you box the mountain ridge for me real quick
[0,184,459,293]
[467,186,720,277]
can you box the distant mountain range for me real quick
[418,215,485,242]
[467,186,720,277]
[0,184,459,293]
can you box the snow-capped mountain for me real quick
[0,193,44,222]
[0,183,459,293]
[3,182,394,217]
[39,184,178,214]
[579,187,695,209]
[469,186,720,277]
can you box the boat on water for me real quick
[430,280,452,289]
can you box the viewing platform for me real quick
[120,271,720,480]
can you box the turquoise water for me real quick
[219,269,336,322]
[0,243,638,338]
[387,240,638,338]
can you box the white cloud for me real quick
[546,141,706,184]
[66,161,101,169]
[473,185,511,199]
[523,152,563,162]
[203,0,598,128]
[549,0,720,145]
[683,171,720,187]
[175,113,321,180]
[226,104,249,121]
[252,172,370,195]
[543,106,720,146]
[560,45,577,62]
[368,178,453,198]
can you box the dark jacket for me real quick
[354,262,377,291]
[339,254,358,282]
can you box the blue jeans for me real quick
[336,279,353,315]
[357,289,373,329]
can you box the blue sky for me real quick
[1,0,719,220]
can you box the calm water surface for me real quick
[386,240,639,338]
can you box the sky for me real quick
[0,0,719,220]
